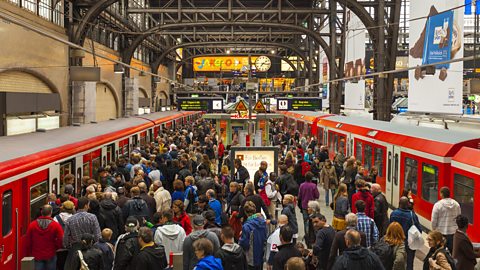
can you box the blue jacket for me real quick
[194,255,223,270]
[281,203,298,234]
[209,199,222,225]
[239,215,267,267]
[389,208,422,241]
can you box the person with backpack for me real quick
[423,230,455,270]
[277,165,299,197]
[184,176,198,214]
[371,222,406,270]
[72,233,104,270]
[122,187,151,223]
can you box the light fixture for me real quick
[114,63,124,74]
[226,49,231,54]
[315,50,319,54]
[271,50,276,54]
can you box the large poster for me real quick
[344,10,366,110]
[408,0,463,114]
[319,52,329,108]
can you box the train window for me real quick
[92,157,101,180]
[374,148,384,177]
[394,154,399,185]
[454,174,474,224]
[2,190,12,236]
[404,157,418,195]
[30,182,48,221]
[387,152,392,183]
[83,162,90,177]
[356,141,362,161]
[339,136,346,153]
[421,163,439,203]
[364,145,372,170]
[334,134,338,153]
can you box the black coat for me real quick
[313,226,336,270]
[122,197,150,223]
[239,194,271,220]
[373,192,389,237]
[139,192,157,219]
[131,244,167,270]
[273,243,302,270]
[331,246,385,270]
[228,191,245,214]
[327,228,368,270]
[113,232,140,270]
[98,199,124,241]
[73,247,104,270]
[215,243,247,270]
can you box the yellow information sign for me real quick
[193,56,258,72]
[253,100,266,113]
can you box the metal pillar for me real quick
[329,0,340,114]
[375,0,388,120]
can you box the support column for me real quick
[329,0,340,114]
[375,0,388,120]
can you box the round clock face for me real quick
[255,56,272,71]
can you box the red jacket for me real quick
[55,195,78,209]
[26,216,64,260]
[173,212,192,235]
[218,142,225,158]
[351,190,375,219]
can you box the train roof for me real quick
[0,111,194,180]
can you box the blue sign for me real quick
[422,11,454,69]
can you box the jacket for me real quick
[239,194,271,220]
[209,199,223,225]
[131,244,167,270]
[453,229,477,270]
[122,197,151,222]
[423,247,452,270]
[174,212,193,235]
[73,247,104,270]
[331,246,385,270]
[327,227,367,270]
[183,230,221,270]
[215,243,247,270]
[277,173,298,196]
[113,232,140,270]
[228,191,244,213]
[351,190,375,219]
[431,198,461,235]
[98,199,124,241]
[272,243,302,270]
[154,187,172,213]
[313,225,336,270]
[373,192,389,236]
[390,208,422,243]
[239,215,268,267]
[235,165,250,185]
[392,244,406,270]
[94,239,114,270]
[195,255,224,270]
[334,195,349,218]
[177,168,192,181]
[139,192,157,218]
[298,182,320,210]
[320,166,337,190]
[26,216,64,260]
[281,203,298,234]
[154,223,186,265]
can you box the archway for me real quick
[96,82,119,121]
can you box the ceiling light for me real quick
[114,63,124,74]
[271,50,276,54]
[226,49,231,54]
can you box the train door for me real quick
[49,165,60,195]
[0,181,21,270]
[101,143,115,166]
[75,156,83,196]
[59,159,75,194]
[347,134,354,157]
[386,145,401,207]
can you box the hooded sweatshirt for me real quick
[122,197,150,222]
[173,212,193,235]
[26,216,64,260]
[351,189,375,219]
[215,243,247,270]
[99,199,124,241]
[239,215,268,267]
[431,198,461,235]
[131,244,167,270]
[154,223,186,264]
[183,230,221,270]
[195,255,224,270]
[332,246,385,270]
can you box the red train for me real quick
[0,111,201,270]
[281,111,480,241]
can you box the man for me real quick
[371,184,389,237]
[116,187,130,209]
[26,205,63,270]
[453,215,480,270]
[267,214,289,268]
[98,192,124,242]
[184,176,198,214]
[138,182,157,218]
[298,172,320,237]
[390,196,421,270]
[63,197,101,269]
[239,201,268,270]
[227,182,244,214]
[153,209,186,265]
[431,186,461,252]
[206,189,222,225]
[331,230,385,270]
[55,184,78,209]
[147,162,161,182]
[327,213,368,270]
[122,186,150,223]
[254,161,268,193]
[183,215,220,270]
[355,200,378,247]
[98,167,116,189]
[131,227,167,270]
[234,158,250,186]
[47,193,60,217]
[204,210,222,243]
[152,180,172,213]
[177,159,192,181]
[273,226,302,270]
[217,139,225,173]
[311,213,336,270]
[113,216,141,270]
[215,226,247,270]
[239,182,271,220]
[351,180,374,219]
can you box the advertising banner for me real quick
[193,56,259,72]
[230,147,279,183]
[319,51,329,108]
[344,10,366,110]
[408,0,463,114]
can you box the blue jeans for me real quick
[325,189,336,206]
[35,256,57,270]
[406,245,415,270]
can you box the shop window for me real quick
[30,182,48,221]
[404,157,418,194]
[364,145,372,170]
[421,163,439,203]
[374,148,384,177]
[2,191,12,236]
[454,174,474,224]
[356,141,362,161]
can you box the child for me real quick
[94,228,115,270]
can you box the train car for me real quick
[283,111,480,241]
[0,110,201,270]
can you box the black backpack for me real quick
[370,238,394,270]
[434,248,457,270]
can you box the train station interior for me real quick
[1,0,480,270]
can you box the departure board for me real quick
[276,98,321,111]
[177,98,223,112]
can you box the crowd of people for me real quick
[25,119,480,270]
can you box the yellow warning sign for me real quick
[253,100,266,113]
[235,100,248,112]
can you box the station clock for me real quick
[255,56,272,71]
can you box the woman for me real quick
[332,183,349,231]
[197,154,212,177]
[285,151,295,169]
[374,222,406,270]
[342,158,357,206]
[423,230,452,270]
[227,182,244,214]
[193,238,223,270]
[306,200,321,249]
[320,159,338,207]
[73,233,104,270]
[172,200,192,235]
[369,167,378,184]
[172,179,185,202]
[219,165,231,202]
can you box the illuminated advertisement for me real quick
[230,147,279,183]
[193,56,259,72]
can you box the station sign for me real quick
[177,97,223,112]
[193,56,259,72]
[276,97,322,111]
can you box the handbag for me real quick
[407,211,424,250]
[332,216,346,231]
[78,250,89,270]
[259,189,271,206]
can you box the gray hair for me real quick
[345,213,358,227]
[307,200,321,214]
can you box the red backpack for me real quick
[301,161,311,176]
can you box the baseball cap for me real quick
[64,184,74,195]
[125,216,139,228]
[192,215,205,226]
[62,200,74,210]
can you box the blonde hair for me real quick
[384,222,405,246]
[333,183,348,209]
[221,165,229,175]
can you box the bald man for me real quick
[138,182,156,219]
[371,184,389,237]
[331,230,384,270]
[267,215,289,268]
